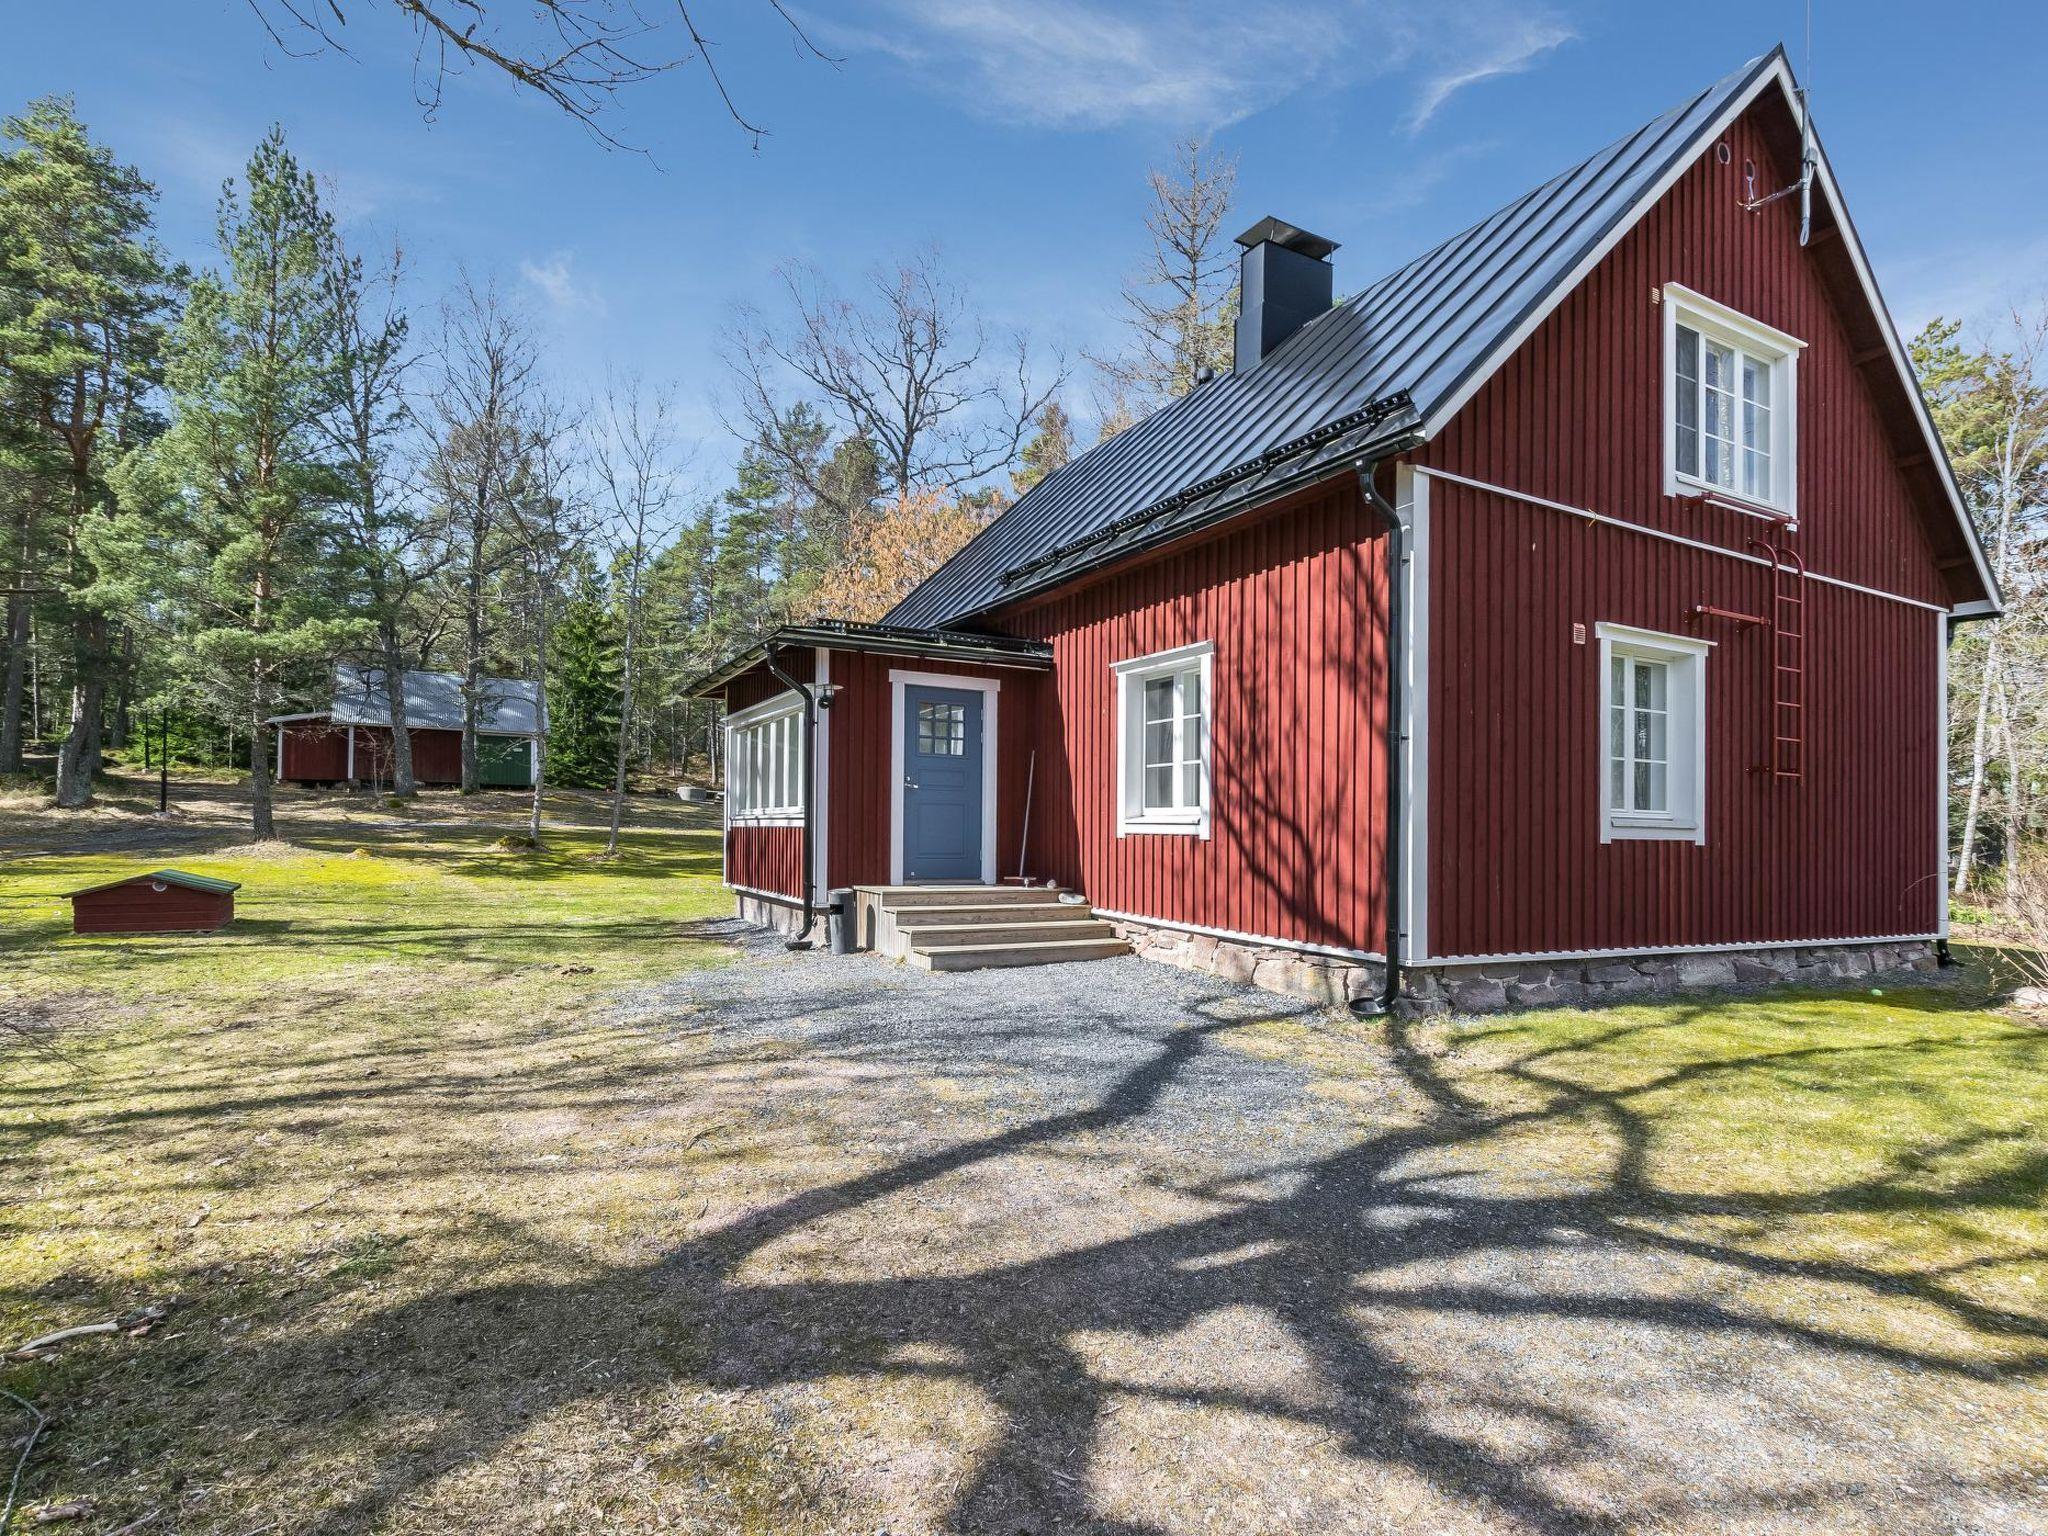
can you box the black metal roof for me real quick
[685,620,1053,698]
[887,50,1787,630]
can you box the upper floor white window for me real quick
[1662,283,1803,519]
[1114,641,1213,837]
[1597,623,1710,845]
[725,693,804,822]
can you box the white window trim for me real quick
[724,689,806,828]
[1113,640,1215,840]
[1661,282,1803,522]
[888,669,999,886]
[1596,623,1711,846]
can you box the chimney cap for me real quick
[1234,217,1339,261]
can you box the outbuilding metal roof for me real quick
[67,868,242,898]
[887,49,1816,630]
[331,665,542,735]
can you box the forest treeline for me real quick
[0,101,1217,843]
[3,99,2043,897]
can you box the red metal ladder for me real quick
[1749,537,1807,779]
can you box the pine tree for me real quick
[1013,399,1073,496]
[0,97,179,802]
[152,127,359,840]
[546,582,621,789]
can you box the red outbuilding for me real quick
[67,870,240,935]
[688,50,1999,1013]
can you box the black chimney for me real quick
[1234,217,1339,372]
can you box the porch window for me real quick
[1596,624,1710,844]
[1663,283,1801,518]
[1113,641,1213,838]
[725,694,804,822]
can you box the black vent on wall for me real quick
[1234,217,1339,372]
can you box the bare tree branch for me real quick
[243,0,839,151]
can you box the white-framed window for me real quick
[1662,283,1802,518]
[1113,641,1213,838]
[724,692,804,823]
[1597,624,1710,844]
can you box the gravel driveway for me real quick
[605,922,2040,1536]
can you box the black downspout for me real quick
[1352,462,1406,1017]
[762,645,819,950]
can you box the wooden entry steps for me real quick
[852,885,1128,972]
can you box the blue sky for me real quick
[8,2,2045,484]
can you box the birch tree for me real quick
[324,233,439,796]
[500,399,585,844]
[1915,311,2048,894]
[727,249,1063,497]
[429,279,536,793]
[591,376,687,855]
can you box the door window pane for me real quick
[916,701,965,757]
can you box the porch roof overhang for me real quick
[685,620,1054,698]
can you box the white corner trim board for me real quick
[1396,464,1429,964]
[812,647,831,907]
[888,668,1000,886]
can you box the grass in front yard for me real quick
[1382,966,2048,1367]
[2,782,2045,1532]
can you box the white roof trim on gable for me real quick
[1416,53,1999,616]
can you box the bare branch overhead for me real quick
[242,0,841,151]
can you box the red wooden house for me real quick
[690,50,1998,1013]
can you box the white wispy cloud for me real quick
[1404,18,1575,132]
[519,253,608,317]
[813,0,1573,133]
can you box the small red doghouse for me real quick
[66,869,240,935]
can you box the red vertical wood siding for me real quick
[989,478,1390,955]
[347,727,464,784]
[822,650,1039,889]
[727,824,807,899]
[279,723,466,784]
[280,722,347,781]
[1423,484,1938,956]
[722,651,815,900]
[1415,95,1949,958]
[72,883,234,934]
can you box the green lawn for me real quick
[0,780,2043,1531]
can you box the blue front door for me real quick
[902,684,984,882]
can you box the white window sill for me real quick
[1603,818,1704,845]
[1118,816,1208,839]
[730,814,805,828]
[1665,471,1793,522]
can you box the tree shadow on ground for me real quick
[67,967,2044,1533]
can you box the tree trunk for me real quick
[249,693,275,841]
[462,522,484,794]
[0,588,28,774]
[382,624,417,797]
[54,613,107,808]
[1955,630,2000,895]
[606,601,639,856]
[53,676,102,807]
[528,608,552,845]
[109,625,134,750]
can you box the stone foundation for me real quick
[1113,915,1940,1015]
